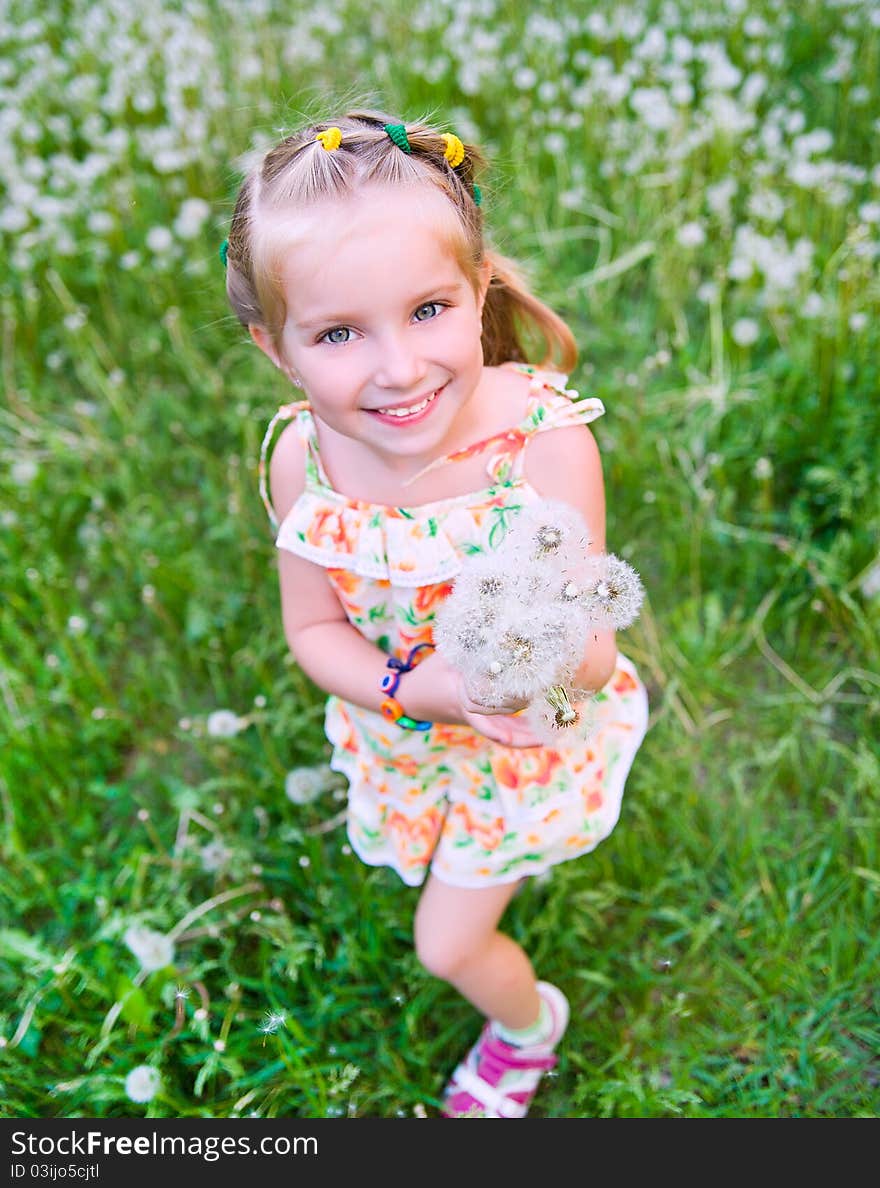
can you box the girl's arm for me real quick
[268,423,542,747]
[523,421,619,692]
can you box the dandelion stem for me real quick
[167,881,263,942]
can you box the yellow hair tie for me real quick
[442,133,465,169]
[316,127,343,152]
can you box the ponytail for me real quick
[481,249,578,373]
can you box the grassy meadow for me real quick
[1,0,878,1118]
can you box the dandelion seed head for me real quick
[285,762,336,804]
[206,709,246,738]
[731,317,760,346]
[677,221,706,247]
[535,525,564,552]
[582,555,645,629]
[479,575,505,596]
[124,1065,161,1104]
[199,840,231,873]
[123,925,175,972]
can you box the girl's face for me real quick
[250,184,492,475]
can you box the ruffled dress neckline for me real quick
[259,361,602,525]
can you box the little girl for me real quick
[223,109,649,1119]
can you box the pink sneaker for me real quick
[441,981,570,1118]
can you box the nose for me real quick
[372,330,428,391]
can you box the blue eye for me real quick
[414,302,443,322]
[321,327,353,345]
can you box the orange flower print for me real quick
[585,789,604,813]
[327,568,363,598]
[333,706,359,754]
[413,581,454,618]
[385,753,421,778]
[430,723,484,751]
[611,668,639,695]
[386,807,443,862]
[308,507,352,551]
[397,626,436,656]
[449,803,505,850]
[491,749,563,791]
[419,427,530,479]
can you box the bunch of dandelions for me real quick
[434,498,643,745]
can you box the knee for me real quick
[413,915,482,982]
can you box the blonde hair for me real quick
[225,108,577,372]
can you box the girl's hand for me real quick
[404,650,544,748]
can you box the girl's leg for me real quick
[413,874,541,1030]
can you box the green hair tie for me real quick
[473,184,482,207]
[384,123,412,153]
[219,238,229,268]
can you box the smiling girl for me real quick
[223,108,648,1119]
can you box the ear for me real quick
[249,324,282,369]
[249,325,302,386]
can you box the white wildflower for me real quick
[435,499,643,733]
[731,318,760,346]
[124,1065,162,1104]
[199,840,232,872]
[206,709,247,738]
[12,458,38,484]
[123,926,175,972]
[173,197,211,240]
[677,221,706,248]
[146,226,173,254]
[747,189,786,223]
[87,211,114,235]
[753,457,773,480]
[706,177,737,218]
[285,763,338,805]
[859,202,880,225]
[578,554,645,630]
[849,312,867,333]
[67,615,88,636]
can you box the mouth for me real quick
[366,384,446,426]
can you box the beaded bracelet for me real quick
[379,643,434,731]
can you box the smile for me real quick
[367,385,445,424]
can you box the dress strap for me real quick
[402,362,604,488]
[257,400,310,530]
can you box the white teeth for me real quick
[376,389,438,418]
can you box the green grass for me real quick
[1,0,878,1117]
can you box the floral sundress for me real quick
[259,362,649,888]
